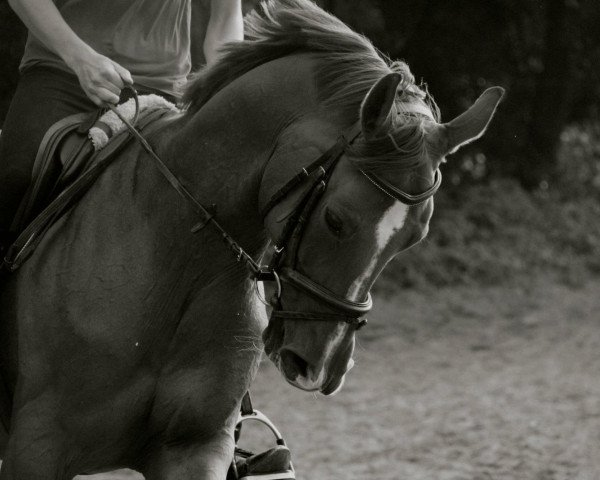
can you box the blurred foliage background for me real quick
[319,0,600,192]
[1,0,599,287]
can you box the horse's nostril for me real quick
[280,349,310,379]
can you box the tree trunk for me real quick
[520,0,582,189]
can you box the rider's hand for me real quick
[66,46,133,107]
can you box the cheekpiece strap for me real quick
[260,122,362,220]
[260,136,348,219]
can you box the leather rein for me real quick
[111,89,441,330]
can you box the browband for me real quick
[361,168,442,205]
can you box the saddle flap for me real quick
[4,107,176,272]
[10,112,92,232]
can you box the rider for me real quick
[0,0,243,251]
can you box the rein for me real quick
[108,93,265,278]
[110,88,441,330]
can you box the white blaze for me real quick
[292,322,347,390]
[347,201,409,301]
[283,202,410,392]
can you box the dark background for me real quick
[2,0,599,288]
[2,0,599,191]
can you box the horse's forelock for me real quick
[347,118,429,175]
[347,85,441,176]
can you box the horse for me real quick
[0,0,503,478]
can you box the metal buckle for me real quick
[255,270,282,306]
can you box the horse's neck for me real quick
[163,55,322,255]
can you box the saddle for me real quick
[3,98,177,271]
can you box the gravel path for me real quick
[79,278,600,479]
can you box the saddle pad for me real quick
[89,94,178,150]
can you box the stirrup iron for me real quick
[230,409,295,480]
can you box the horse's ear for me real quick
[360,73,402,140]
[442,87,505,154]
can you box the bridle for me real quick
[260,126,371,329]
[112,89,442,332]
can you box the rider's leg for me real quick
[0,66,96,239]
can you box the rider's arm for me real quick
[8,0,132,106]
[203,0,243,66]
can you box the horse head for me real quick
[181,0,504,396]
[260,72,503,395]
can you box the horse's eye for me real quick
[324,208,343,236]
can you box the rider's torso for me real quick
[20,0,192,97]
